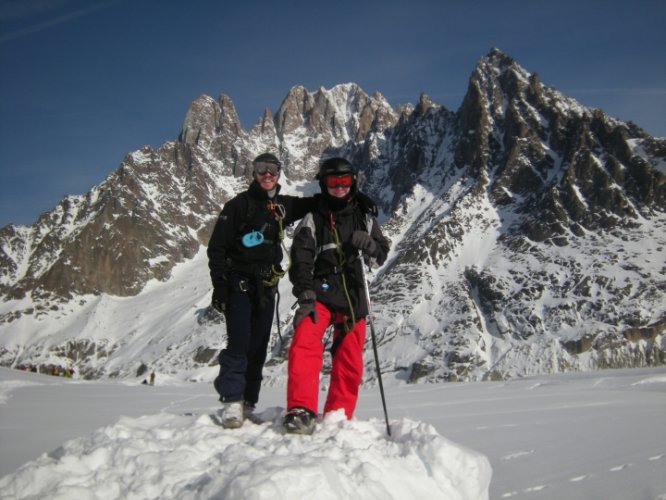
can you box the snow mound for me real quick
[0,408,491,500]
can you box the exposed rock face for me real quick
[0,143,221,300]
[1,49,664,383]
[361,49,665,382]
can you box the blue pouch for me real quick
[241,231,264,248]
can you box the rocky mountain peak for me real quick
[179,94,243,154]
[484,47,518,72]
[413,93,436,117]
[217,94,242,135]
[270,84,399,177]
[452,48,666,245]
[253,107,277,136]
[273,85,311,137]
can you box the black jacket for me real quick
[289,194,389,320]
[207,181,316,288]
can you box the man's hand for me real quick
[294,290,317,326]
[211,285,228,313]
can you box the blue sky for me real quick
[1,0,664,227]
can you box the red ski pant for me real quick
[287,301,366,419]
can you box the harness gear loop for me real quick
[274,286,283,344]
[262,201,290,287]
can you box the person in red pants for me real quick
[284,157,390,434]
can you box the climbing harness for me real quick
[327,212,357,334]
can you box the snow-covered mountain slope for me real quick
[0,49,664,383]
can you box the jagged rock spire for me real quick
[179,94,242,148]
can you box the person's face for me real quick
[253,162,280,191]
[324,174,353,198]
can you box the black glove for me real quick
[351,230,377,257]
[294,290,317,327]
[211,284,228,314]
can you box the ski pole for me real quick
[359,252,391,437]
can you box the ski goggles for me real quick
[254,161,280,176]
[324,174,353,189]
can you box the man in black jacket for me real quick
[284,157,390,434]
[207,153,316,428]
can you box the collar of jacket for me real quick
[248,179,280,201]
[319,193,357,213]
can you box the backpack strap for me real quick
[238,192,254,233]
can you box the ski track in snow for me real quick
[497,451,666,498]
[500,450,535,461]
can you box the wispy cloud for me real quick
[0,0,118,43]
[0,0,75,21]
[563,88,666,96]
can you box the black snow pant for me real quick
[214,273,275,406]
